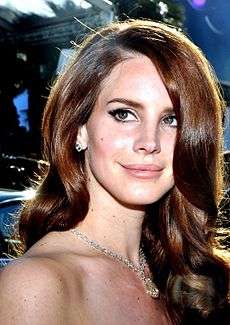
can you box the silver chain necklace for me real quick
[71,228,159,299]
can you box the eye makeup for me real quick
[108,108,137,123]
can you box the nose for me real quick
[133,123,161,154]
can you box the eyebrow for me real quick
[107,98,143,109]
[107,97,175,112]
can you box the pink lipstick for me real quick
[121,164,163,179]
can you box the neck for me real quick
[76,198,146,265]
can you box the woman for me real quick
[0,20,229,324]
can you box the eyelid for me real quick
[108,107,138,120]
[161,113,177,126]
[108,106,137,114]
[162,112,176,119]
[162,110,176,116]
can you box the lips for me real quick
[122,164,163,171]
[120,163,163,179]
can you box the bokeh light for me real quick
[192,0,206,7]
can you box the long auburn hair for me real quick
[19,20,229,324]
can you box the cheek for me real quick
[87,126,132,159]
[160,137,176,181]
[162,134,176,157]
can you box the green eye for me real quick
[162,115,177,127]
[108,108,137,122]
[116,110,128,120]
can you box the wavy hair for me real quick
[18,20,229,324]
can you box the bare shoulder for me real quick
[0,257,67,324]
[0,253,81,324]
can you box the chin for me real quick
[116,187,173,207]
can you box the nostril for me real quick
[133,126,161,154]
[133,140,161,154]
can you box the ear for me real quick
[76,124,88,150]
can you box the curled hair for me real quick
[19,20,229,324]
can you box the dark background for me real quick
[0,0,229,159]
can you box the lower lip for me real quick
[122,167,163,179]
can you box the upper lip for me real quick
[121,163,163,171]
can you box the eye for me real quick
[162,114,177,127]
[108,108,137,122]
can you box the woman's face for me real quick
[79,55,177,207]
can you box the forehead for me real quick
[97,55,172,107]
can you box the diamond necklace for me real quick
[71,228,159,299]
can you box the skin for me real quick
[0,55,176,324]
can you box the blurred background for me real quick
[0,0,229,158]
[0,1,229,261]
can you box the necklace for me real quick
[71,228,159,299]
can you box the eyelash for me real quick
[162,114,178,127]
[108,108,178,127]
[108,108,136,123]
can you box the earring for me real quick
[75,143,83,152]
